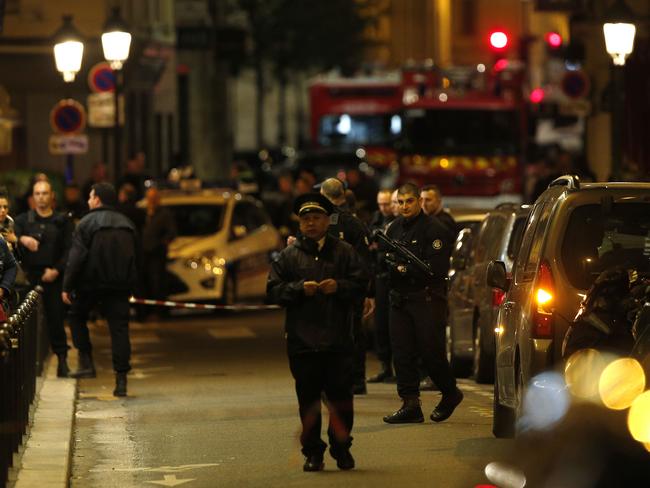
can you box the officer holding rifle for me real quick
[380,182,463,424]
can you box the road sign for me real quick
[49,134,88,155]
[88,62,115,93]
[561,70,590,99]
[50,99,86,134]
[87,92,124,127]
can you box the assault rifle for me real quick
[372,229,437,280]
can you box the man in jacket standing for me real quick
[14,180,73,377]
[267,193,367,472]
[62,182,138,397]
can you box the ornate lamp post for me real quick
[101,7,131,180]
[603,0,636,180]
[53,15,84,83]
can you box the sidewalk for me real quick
[7,356,77,488]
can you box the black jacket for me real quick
[63,206,138,294]
[14,210,72,274]
[0,238,17,294]
[385,210,452,293]
[266,234,368,356]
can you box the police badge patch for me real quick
[432,239,443,250]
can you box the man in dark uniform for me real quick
[0,236,17,320]
[382,183,463,424]
[267,193,367,472]
[62,183,138,397]
[319,178,373,395]
[14,180,73,377]
[367,189,396,383]
[420,184,459,237]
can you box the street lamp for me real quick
[53,15,84,82]
[101,6,131,181]
[603,0,636,181]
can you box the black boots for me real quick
[329,447,355,470]
[383,397,424,424]
[69,352,96,379]
[430,387,464,422]
[113,372,127,397]
[367,362,394,383]
[303,453,324,472]
[56,353,69,378]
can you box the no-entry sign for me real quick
[50,99,86,134]
[88,62,116,93]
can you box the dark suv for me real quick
[488,176,650,437]
[447,203,530,383]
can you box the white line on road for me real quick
[208,327,256,339]
[146,474,195,486]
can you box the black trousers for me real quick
[288,351,354,456]
[29,272,68,355]
[68,291,132,373]
[352,299,366,384]
[373,274,392,364]
[389,293,456,398]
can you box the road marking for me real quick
[89,463,220,473]
[208,327,256,339]
[468,405,493,418]
[147,474,195,486]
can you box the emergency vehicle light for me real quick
[489,31,509,51]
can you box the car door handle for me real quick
[502,302,514,311]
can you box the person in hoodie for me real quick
[266,192,367,473]
[62,182,138,397]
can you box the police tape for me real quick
[128,297,281,311]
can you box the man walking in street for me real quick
[367,189,396,383]
[14,180,73,377]
[382,183,463,424]
[267,193,367,472]
[62,182,138,397]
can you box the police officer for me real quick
[382,183,463,424]
[0,236,17,320]
[267,193,367,472]
[62,183,138,397]
[420,184,459,237]
[14,180,73,377]
[319,178,373,395]
[367,189,396,383]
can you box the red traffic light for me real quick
[489,31,509,51]
[544,32,563,49]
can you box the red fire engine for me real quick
[308,73,403,170]
[397,62,526,204]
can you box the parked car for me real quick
[151,188,282,305]
[447,203,530,382]
[488,176,650,437]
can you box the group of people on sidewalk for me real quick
[0,179,141,397]
[266,179,464,472]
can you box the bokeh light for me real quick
[628,390,650,443]
[598,358,646,410]
[519,372,569,432]
[484,462,526,488]
[564,348,610,400]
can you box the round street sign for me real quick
[561,70,590,100]
[50,99,86,134]
[88,62,116,93]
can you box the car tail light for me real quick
[532,260,554,338]
[492,288,506,307]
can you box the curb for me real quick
[9,355,77,488]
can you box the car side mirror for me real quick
[232,225,248,239]
[487,260,509,291]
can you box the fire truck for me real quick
[397,62,526,205]
[308,73,403,173]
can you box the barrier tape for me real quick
[129,296,281,311]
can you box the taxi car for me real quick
[151,187,282,305]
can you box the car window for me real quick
[231,201,270,236]
[561,202,650,290]
[165,204,224,236]
[522,201,554,277]
[474,215,507,263]
[514,201,546,283]
[507,216,527,260]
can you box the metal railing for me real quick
[0,287,46,488]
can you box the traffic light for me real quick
[529,88,545,104]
